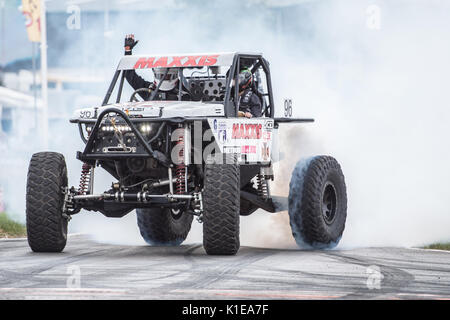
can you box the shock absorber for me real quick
[78,163,92,195]
[257,173,269,200]
[175,129,186,194]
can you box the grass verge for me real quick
[423,243,450,251]
[0,212,26,238]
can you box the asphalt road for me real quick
[0,234,449,300]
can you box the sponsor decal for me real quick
[218,129,227,143]
[123,107,145,113]
[241,145,257,154]
[264,120,274,129]
[208,118,273,163]
[262,131,271,140]
[218,120,227,130]
[134,55,219,69]
[223,146,241,154]
[231,123,263,140]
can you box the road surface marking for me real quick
[0,288,128,295]
[174,289,347,299]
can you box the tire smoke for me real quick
[260,0,450,248]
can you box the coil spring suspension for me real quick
[175,135,186,194]
[257,174,269,199]
[78,163,92,195]
[78,128,94,195]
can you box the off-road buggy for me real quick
[26,52,347,255]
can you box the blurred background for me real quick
[0,0,449,248]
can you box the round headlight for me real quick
[139,123,160,135]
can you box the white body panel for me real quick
[71,101,224,121]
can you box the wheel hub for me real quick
[322,182,337,224]
[170,208,183,219]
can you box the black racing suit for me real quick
[124,70,190,101]
[238,88,262,117]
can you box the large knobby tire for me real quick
[288,156,347,249]
[136,208,193,246]
[203,154,240,255]
[26,152,68,252]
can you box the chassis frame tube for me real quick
[73,193,195,201]
[102,70,121,106]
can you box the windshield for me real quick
[112,65,231,103]
[102,53,236,104]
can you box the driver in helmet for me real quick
[235,69,262,118]
[123,34,190,101]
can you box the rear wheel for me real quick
[136,208,193,246]
[26,152,68,252]
[288,156,347,249]
[203,154,240,255]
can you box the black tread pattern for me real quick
[26,152,68,252]
[203,154,240,255]
[289,156,347,249]
[136,208,193,246]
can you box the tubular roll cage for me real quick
[100,53,276,118]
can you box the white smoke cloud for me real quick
[266,0,450,248]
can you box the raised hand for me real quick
[124,34,139,55]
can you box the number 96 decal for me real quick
[284,99,292,117]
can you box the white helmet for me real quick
[153,68,179,91]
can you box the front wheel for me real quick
[288,156,347,249]
[26,152,69,252]
[203,154,240,255]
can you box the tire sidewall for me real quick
[317,166,347,241]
